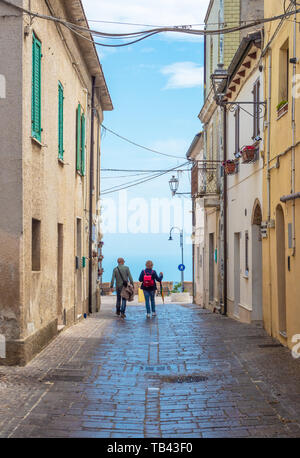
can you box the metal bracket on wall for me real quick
[223,101,267,119]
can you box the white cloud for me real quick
[160,62,204,89]
[82,0,210,42]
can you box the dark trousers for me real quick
[144,289,156,314]
[116,287,127,314]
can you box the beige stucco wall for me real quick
[0,0,106,364]
[0,0,24,342]
[262,0,300,349]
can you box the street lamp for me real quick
[211,63,229,105]
[169,226,184,292]
[169,175,179,196]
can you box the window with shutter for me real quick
[32,33,42,141]
[76,104,81,171]
[58,82,64,159]
[81,114,86,176]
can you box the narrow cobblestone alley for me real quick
[1,300,300,438]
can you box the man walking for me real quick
[110,258,134,318]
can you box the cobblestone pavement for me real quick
[1,299,300,438]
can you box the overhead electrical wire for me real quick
[2,0,300,48]
[101,170,169,191]
[101,168,191,172]
[101,172,159,179]
[87,18,286,28]
[101,162,189,195]
[101,167,191,180]
[101,125,186,159]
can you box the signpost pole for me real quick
[180,230,184,292]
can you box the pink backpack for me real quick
[143,270,154,288]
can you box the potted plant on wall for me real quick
[276,100,288,118]
[222,159,236,175]
[241,145,256,163]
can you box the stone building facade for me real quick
[0,0,112,365]
[197,0,264,313]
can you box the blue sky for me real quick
[82,0,209,283]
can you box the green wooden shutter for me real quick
[32,33,41,141]
[76,104,81,171]
[81,113,86,176]
[58,82,64,159]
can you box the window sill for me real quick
[279,331,287,339]
[31,136,43,148]
[58,157,65,166]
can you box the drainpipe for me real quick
[223,105,227,316]
[192,197,195,303]
[266,51,272,336]
[88,76,96,314]
[267,53,272,222]
[291,3,297,257]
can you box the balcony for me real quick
[197,162,221,196]
[195,161,221,209]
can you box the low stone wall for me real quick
[101,281,174,296]
[101,281,193,296]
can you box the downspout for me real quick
[267,53,272,223]
[267,51,272,336]
[223,105,227,315]
[291,3,297,257]
[192,197,195,303]
[88,76,96,314]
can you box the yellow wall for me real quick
[262,0,300,348]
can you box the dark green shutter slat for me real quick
[81,114,86,176]
[58,83,64,159]
[32,33,41,141]
[76,104,81,171]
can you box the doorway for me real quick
[57,223,64,323]
[251,202,263,321]
[234,232,240,318]
[76,218,82,317]
[209,233,214,303]
[276,205,287,337]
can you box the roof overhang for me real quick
[63,0,113,111]
[220,31,262,101]
[186,132,203,160]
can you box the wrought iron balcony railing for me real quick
[196,161,221,197]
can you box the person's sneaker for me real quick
[152,312,157,317]
[146,314,151,318]
[121,313,125,319]
[116,310,120,316]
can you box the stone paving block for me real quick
[1,301,300,437]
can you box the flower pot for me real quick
[223,161,236,175]
[277,102,288,118]
[241,146,256,163]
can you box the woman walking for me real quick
[139,260,163,318]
